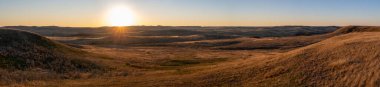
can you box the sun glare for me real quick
[106,5,135,26]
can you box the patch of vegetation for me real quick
[0,57,27,70]
[125,63,150,69]
[175,69,193,75]
[161,58,229,66]
[161,60,201,66]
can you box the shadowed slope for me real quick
[0,28,104,84]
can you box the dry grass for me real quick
[213,26,380,50]
[30,26,380,87]
[0,28,106,85]
[252,32,380,86]
[168,29,340,50]
[3,26,380,87]
[158,27,380,87]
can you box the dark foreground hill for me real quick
[0,28,104,85]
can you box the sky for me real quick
[1,0,380,27]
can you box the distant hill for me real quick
[207,26,380,50]
[0,28,104,84]
[331,26,380,34]
[2,26,338,37]
[2,26,338,46]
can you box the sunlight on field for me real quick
[110,27,127,43]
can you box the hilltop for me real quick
[332,26,380,34]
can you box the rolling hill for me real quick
[3,26,337,47]
[172,26,379,50]
[2,26,379,86]
[114,26,380,87]
[0,28,105,85]
[179,26,380,86]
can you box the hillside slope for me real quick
[0,28,104,85]
[184,27,380,86]
[243,32,380,86]
[118,26,380,87]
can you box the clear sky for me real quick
[1,0,380,27]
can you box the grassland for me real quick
[1,26,380,87]
[0,29,106,85]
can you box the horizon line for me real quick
[2,25,374,28]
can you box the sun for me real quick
[106,5,135,26]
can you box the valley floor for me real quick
[13,45,285,87]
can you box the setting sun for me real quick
[106,5,135,26]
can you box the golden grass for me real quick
[53,26,380,87]
[118,30,380,87]
[3,26,380,86]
